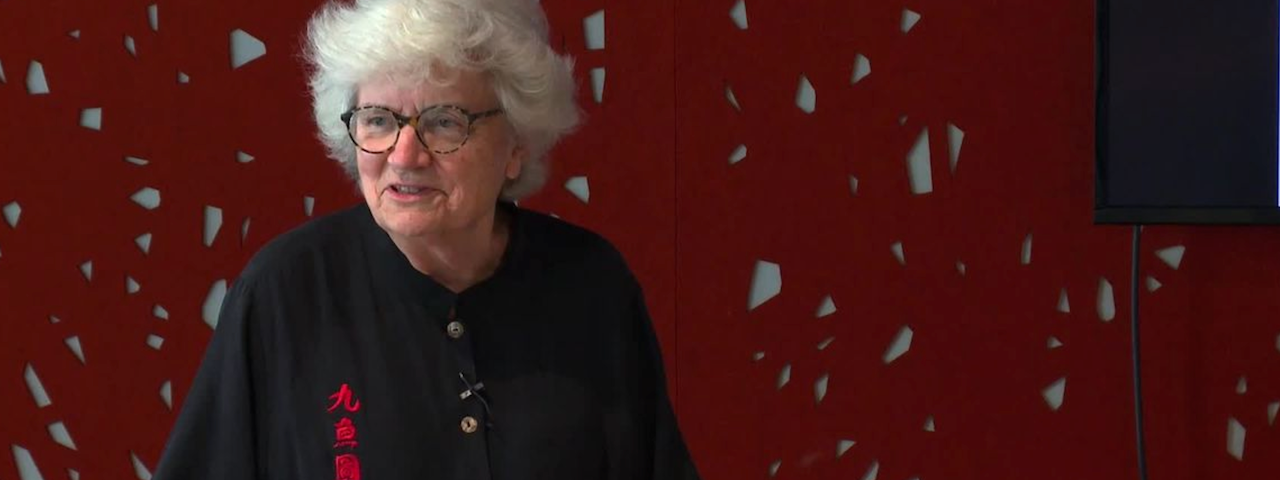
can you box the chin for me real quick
[377,209,444,239]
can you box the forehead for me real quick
[356,68,495,109]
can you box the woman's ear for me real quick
[504,143,526,181]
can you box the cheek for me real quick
[356,153,381,176]
[356,156,385,197]
[459,160,507,199]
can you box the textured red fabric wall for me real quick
[671,1,1280,479]
[1,0,1277,479]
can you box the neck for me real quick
[391,207,510,293]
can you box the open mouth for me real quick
[385,184,440,200]
[390,185,427,194]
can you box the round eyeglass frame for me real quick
[340,105,505,155]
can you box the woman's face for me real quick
[353,69,524,240]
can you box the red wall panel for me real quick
[673,1,1277,479]
[0,0,670,476]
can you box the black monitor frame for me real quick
[1094,0,1280,225]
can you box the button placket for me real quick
[446,303,492,434]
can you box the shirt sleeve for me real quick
[153,278,266,480]
[631,287,702,480]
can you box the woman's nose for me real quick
[386,126,432,168]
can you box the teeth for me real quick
[394,186,423,194]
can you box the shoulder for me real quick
[514,207,638,288]
[235,203,369,288]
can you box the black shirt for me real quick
[153,202,699,480]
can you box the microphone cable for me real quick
[1129,224,1150,480]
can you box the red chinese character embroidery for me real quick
[327,384,361,413]
[334,417,358,449]
[335,453,361,480]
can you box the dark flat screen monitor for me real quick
[1096,0,1280,224]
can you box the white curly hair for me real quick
[303,0,580,200]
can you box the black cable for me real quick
[1130,225,1150,480]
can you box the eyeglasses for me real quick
[340,105,505,155]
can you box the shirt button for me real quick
[460,416,479,434]
[446,321,465,339]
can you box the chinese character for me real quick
[335,453,361,480]
[334,417,358,449]
[328,384,361,413]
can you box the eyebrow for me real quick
[354,104,467,114]
[354,103,399,112]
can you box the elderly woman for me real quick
[152,0,698,478]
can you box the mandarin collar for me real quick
[360,201,525,318]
